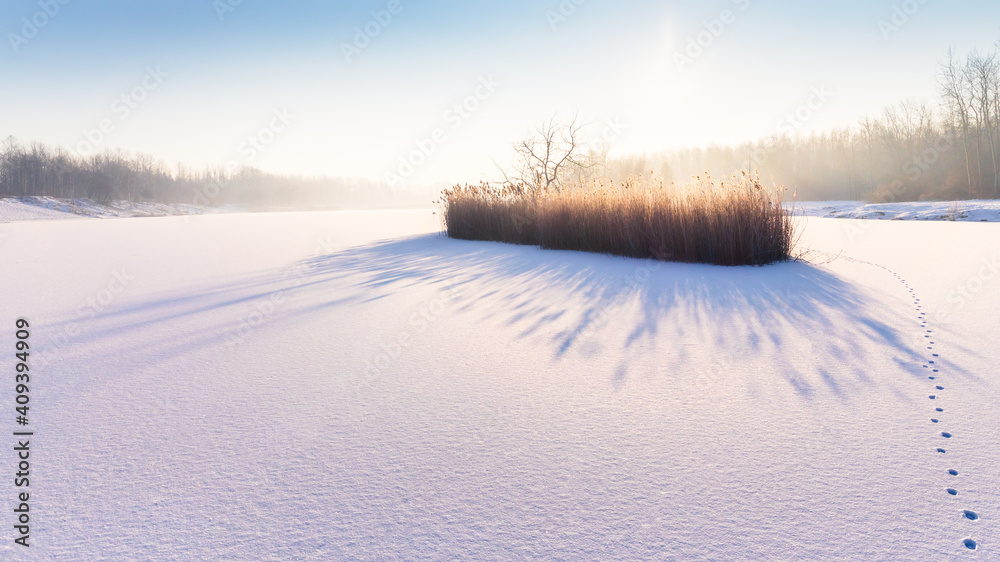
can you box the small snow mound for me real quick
[0,196,238,223]
[0,197,84,222]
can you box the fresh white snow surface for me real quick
[0,211,997,559]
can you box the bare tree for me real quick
[940,49,975,191]
[505,114,589,191]
[968,49,1000,194]
[858,116,880,192]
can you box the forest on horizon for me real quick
[3,41,1000,206]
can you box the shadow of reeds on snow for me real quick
[296,233,930,397]
[42,232,956,401]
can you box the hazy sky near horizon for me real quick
[3,0,999,187]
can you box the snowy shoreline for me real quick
[5,195,1000,224]
[793,199,1000,222]
[0,196,237,222]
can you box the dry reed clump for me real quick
[440,172,795,266]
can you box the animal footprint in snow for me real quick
[963,510,978,521]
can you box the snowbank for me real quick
[795,199,1000,222]
[0,198,85,222]
[0,196,235,222]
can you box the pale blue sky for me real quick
[3,0,999,185]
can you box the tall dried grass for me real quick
[441,173,795,266]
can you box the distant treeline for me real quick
[8,41,1000,206]
[0,137,434,209]
[597,41,1000,202]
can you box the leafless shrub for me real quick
[498,115,591,191]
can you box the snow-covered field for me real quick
[0,210,997,559]
[796,199,1000,222]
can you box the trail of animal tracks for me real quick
[0,211,997,559]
